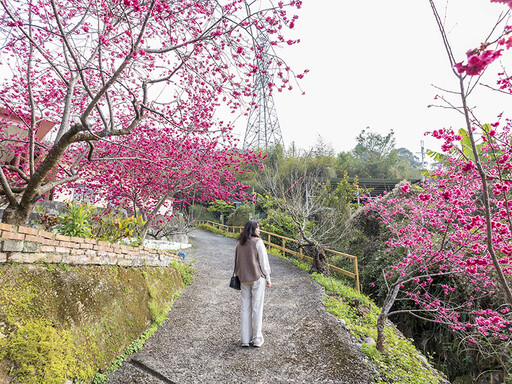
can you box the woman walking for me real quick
[234,220,271,347]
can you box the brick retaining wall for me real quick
[0,223,182,266]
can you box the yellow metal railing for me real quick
[196,220,360,292]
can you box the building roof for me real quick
[0,107,56,142]
[328,177,422,198]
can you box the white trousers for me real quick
[240,277,266,346]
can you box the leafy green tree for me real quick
[351,128,398,178]
[307,136,337,180]
[263,143,286,169]
[336,128,422,180]
[207,200,235,224]
[335,151,357,177]
[227,204,255,227]
[394,148,423,179]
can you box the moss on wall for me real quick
[0,263,184,383]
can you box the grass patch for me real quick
[281,257,442,383]
[294,263,442,383]
[171,260,196,286]
[197,224,239,239]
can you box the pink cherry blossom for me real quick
[491,0,512,8]
[454,49,502,76]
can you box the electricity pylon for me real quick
[243,34,284,150]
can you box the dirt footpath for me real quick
[107,229,374,384]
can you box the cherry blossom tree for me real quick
[370,173,512,353]
[0,0,305,225]
[75,116,264,239]
[370,0,512,357]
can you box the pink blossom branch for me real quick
[2,165,29,183]
[430,0,512,305]
[79,0,157,130]
[26,4,35,177]
[458,63,512,306]
[0,2,67,83]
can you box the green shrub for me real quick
[171,260,195,286]
[53,202,146,244]
[227,204,254,226]
[91,213,145,244]
[260,208,298,240]
[4,319,93,384]
[37,212,61,232]
[57,202,94,238]
[188,204,219,222]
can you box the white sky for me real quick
[230,0,512,161]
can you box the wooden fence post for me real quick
[354,257,360,293]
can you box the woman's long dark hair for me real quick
[238,220,260,245]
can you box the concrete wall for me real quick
[0,223,182,266]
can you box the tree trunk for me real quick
[375,311,387,354]
[376,283,401,353]
[139,214,151,242]
[1,125,81,226]
[310,244,327,274]
[2,201,34,226]
[139,192,171,242]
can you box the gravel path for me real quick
[107,229,374,383]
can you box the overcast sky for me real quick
[230,0,512,162]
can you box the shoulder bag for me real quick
[230,247,241,290]
[230,273,241,290]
